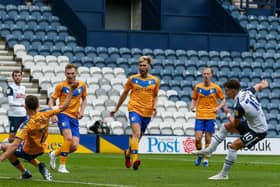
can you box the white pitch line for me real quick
[96,154,280,166]
[0,176,134,187]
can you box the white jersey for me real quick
[6,83,26,117]
[233,87,267,133]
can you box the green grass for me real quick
[0,154,279,187]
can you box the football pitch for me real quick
[0,153,279,187]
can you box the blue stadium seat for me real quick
[71,56,82,66]
[37,16,49,27]
[174,60,185,71]
[49,16,60,27]
[6,35,18,48]
[208,61,219,73]
[119,47,131,59]
[248,14,259,25]
[218,61,230,72]
[252,52,265,63]
[62,46,74,59]
[176,49,187,61]
[268,16,279,27]
[173,69,185,81]
[85,46,97,58]
[264,53,276,64]
[161,69,173,81]
[108,47,120,59]
[18,5,29,17]
[154,48,165,59]
[152,59,163,69]
[82,56,94,67]
[169,80,181,92]
[220,51,232,62]
[94,56,106,68]
[116,58,128,69]
[239,72,250,83]
[266,33,277,45]
[238,14,248,27]
[258,15,269,27]
[216,71,228,83]
[246,23,258,35]
[22,25,34,38]
[254,43,266,53]
[28,45,38,56]
[50,46,62,56]
[142,48,153,57]
[180,80,192,90]
[14,15,26,27]
[165,49,176,60]
[26,15,37,27]
[6,4,18,17]
[241,52,253,63]
[250,72,261,83]
[268,103,279,114]
[185,60,197,71]
[29,5,41,17]
[209,50,220,61]
[73,46,85,58]
[187,50,199,61]
[265,43,277,53]
[131,48,142,59]
[127,66,139,76]
[65,36,77,48]
[272,72,280,82]
[262,62,274,73]
[41,6,52,17]
[3,14,14,26]
[240,62,252,73]
[178,90,191,103]
[198,50,209,61]
[273,61,280,73]
[43,36,54,47]
[46,25,58,39]
[96,46,108,59]
[0,24,10,37]
[261,72,273,83]
[160,80,169,90]
[184,70,196,82]
[251,62,262,74]
[196,60,207,72]
[128,58,138,69]
[38,45,50,56]
[162,59,175,71]
[105,57,117,68]
[57,25,68,38]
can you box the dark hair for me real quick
[12,70,22,77]
[25,95,39,110]
[65,63,77,72]
[223,79,240,90]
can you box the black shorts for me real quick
[8,116,27,133]
[237,121,267,149]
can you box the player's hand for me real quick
[152,108,157,117]
[260,79,268,88]
[51,115,58,123]
[223,107,231,114]
[78,111,84,119]
[213,107,220,113]
[110,110,117,117]
[190,106,195,113]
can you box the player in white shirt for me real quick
[193,79,268,180]
[6,70,27,142]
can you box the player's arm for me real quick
[110,88,129,116]
[152,78,160,117]
[6,87,23,107]
[59,82,79,111]
[214,98,226,113]
[253,80,268,93]
[78,96,87,119]
[190,99,197,112]
[0,138,22,162]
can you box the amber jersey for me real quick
[16,107,61,155]
[125,74,160,117]
[192,82,224,119]
[51,80,87,119]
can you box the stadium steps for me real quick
[0,41,48,108]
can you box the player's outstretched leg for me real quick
[21,170,32,179]
[38,162,52,181]
[124,149,131,168]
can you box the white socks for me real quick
[220,148,237,176]
[205,124,228,153]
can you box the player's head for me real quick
[12,70,23,85]
[138,55,152,77]
[25,95,39,111]
[65,64,77,83]
[223,79,240,99]
[202,67,213,85]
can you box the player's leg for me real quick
[29,158,52,181]
[5,144,32,179]
[202,120,215,167]
[194,119,204,166]
[8,116,27,143]
[49,114,72,173]
[124,135,132,168]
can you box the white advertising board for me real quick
[139,136,280,155]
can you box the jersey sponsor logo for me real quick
[131,78,156,87]
[197,87,216,96]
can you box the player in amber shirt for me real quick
[0,82,78,181]
[111,56,160,170]
[190,67,226,167]
[49,64,87,173]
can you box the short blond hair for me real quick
[138,55,152,64]
[65,63,78,72]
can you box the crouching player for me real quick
[0,81,78,180]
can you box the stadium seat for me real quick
[154,48,165,59]
[198,50,209,61]
[147,121,161,135]
[119,47,131,59]
[162,59,175,71]
[174,60,185,71]
[209,50,220,61]
[172,122,185,136]
[108,47,120,59]
[176,49,187,61]
[142,48,153,57]
[187,50,199,61]
[160,122,173,135]
[165,49,177,60]
[173,111,187,123]
[131,48,142,59]
[109,121,124,135]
